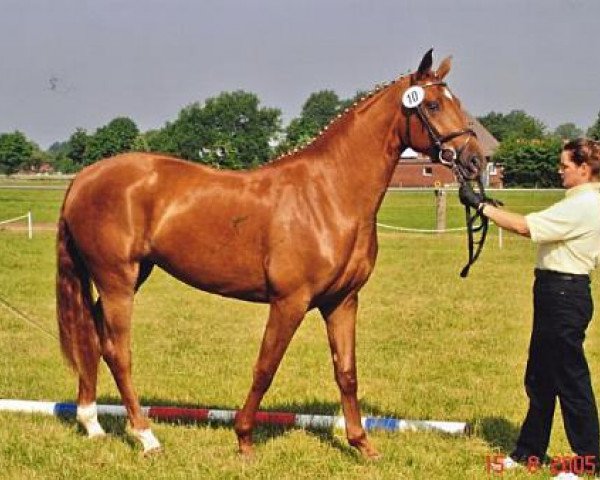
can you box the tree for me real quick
[0,131,34,175]
[84,117,139,165]
[493,137,562,187]
[48,141,69,157]
[477,110,546,141]
[150,90,281,169]
[278,89,371,154]
[145,126,178,155]
[44,135,83,174]
[282,90,342,151]
[66,128,89,166]
[553,122,583,141]
[20,146,50,172]
[52,154,79,174]
[587,111,600,140]
[131,133,151,153]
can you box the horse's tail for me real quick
[56,193,98,372]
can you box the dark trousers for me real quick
[511,270,600,472]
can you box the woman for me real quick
[460,138,600,478]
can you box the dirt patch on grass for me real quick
[0,222,57,232]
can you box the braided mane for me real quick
[265,73,411,165]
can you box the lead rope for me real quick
[459,179,490,278]
[0,295,58,340]
[459,205,488,278]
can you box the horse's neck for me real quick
[316,83,406,216]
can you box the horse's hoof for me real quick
[77,404,105,437]
[351,439,382,461]
[238,443,255,460]
[362,448,383,461]
[87,431,107,440]
[142,446,163,458]
[131,428,162,456]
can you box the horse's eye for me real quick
[427,101,440,112]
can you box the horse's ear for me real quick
[436,55,452,80]
[416,48,434,80]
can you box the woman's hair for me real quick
[563,138,600,177]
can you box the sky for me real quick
[1,0,599,148]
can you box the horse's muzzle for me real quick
[456,153,484,181]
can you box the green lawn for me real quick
[1,188,591,479]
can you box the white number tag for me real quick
[402,86,425,108]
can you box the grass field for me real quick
[3,185,597,479]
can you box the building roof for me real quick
[465,111,499,157]
[400,147,419,158]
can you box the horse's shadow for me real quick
[56,396,521,458]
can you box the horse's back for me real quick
[63,152,249,234]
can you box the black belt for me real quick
[534,268,590,283]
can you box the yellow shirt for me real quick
[525,182,600,275]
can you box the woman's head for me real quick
[559,138,600,187]
[562,138,600,175]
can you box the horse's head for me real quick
[400,49,485,184]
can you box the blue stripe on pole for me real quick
[54,402,77,416]
[364,417,399,431]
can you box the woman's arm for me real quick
[459,183,530,237]
[480,204,530,237]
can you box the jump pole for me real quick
[0,399,469,435]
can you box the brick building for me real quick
[389,113,502,188]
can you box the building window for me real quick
[487,163,497,176]
[422,166,433,176]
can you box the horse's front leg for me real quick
[320,294,381,460]
[234,294,308,456]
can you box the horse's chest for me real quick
[330,232,377,290]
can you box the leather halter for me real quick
[401,78,489,278]
[402,80,476,181]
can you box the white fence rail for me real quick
[0,212,33,239]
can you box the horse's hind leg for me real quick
[320,294,381,460]
[75,299,105,438]
[234,294,308,456]
[95,264,161,455]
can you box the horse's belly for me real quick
[150,228,269,302]
[157,258,268,302]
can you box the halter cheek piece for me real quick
[401,80,488,278]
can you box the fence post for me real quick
[434,189,446,233]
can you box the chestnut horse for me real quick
[57,50,485,458]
